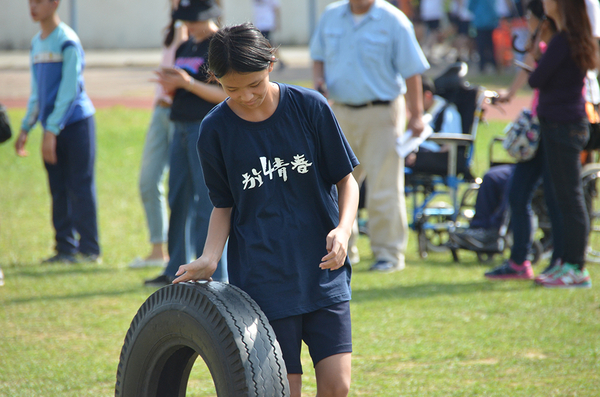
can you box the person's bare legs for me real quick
[146,242,168,261]
[288,374,302,397]
[315,353,351,397]
[286,353,351,397]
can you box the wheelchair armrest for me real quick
[426,133,473,146]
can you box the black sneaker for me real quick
[144,274,175,287]
[450,228,500,251]
[42,252,79,264]
[484,259,534,280]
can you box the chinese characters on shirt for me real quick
[242,154,313,190]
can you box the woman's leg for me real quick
[540,137,564,265]
[186,128,227,282]
[315,353,351,397]
[541,118,589,267]
[138,106,172,259]
[163,122,193,278]
[508,157,543,264]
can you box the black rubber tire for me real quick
[115,281,289,397]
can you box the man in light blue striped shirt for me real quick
[310,0,429,272]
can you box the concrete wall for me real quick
[0,0,336,50]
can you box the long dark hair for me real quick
[558,0,599,71]
[163,18,176,47]
[208,22,277,79]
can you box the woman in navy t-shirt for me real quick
[173,22,359,397]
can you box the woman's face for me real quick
[218,63,275,111]
[184,20,210,39]
[542,0,559,22]
[526,10,542,34]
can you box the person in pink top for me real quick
[128,0,188,269]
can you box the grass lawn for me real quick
[1,107,599,396]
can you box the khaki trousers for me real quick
[332,97,408,266]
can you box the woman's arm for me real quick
[320,173,359,271]
[154,67,228,104]
[173,207,232,283]
[498,53,536,102]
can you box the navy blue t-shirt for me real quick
[198,83,359,321]
[170,37,217,122]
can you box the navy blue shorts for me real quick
[269,301,352,374]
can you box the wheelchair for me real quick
[430,116,600,267]
[405,61,500,260]
[449,152,600,265]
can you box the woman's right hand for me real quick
[496,89,513,103]
[15,130,28,157]
[173,256,217,283]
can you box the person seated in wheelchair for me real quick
[450,164,515,251]
[405,76,468,176]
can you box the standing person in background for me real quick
[468,0,499,74]
[530,0,599,288]
[310,0,429,272]
[418,0,444,62]
[15,0,100,264]
[129,0,188,269]
[448,0,474,62]
[480,0,563,281]
[252,0,285,69]
[144,0,228,286]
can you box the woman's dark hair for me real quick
[163,18,176,47]
[526,0,557,37]
[527,0,545,20]
[208,22,277,78]
[558,0,599,71]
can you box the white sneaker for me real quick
[0,267,4,286]
[128,257,167,268]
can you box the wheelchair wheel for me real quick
[416,202,454,258]
[456,183,480,228]
[582,165,600,263]
[527,239,543,265]
[476,252,496,263]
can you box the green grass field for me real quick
[1,107,599,396]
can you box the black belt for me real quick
[341,100,391,108]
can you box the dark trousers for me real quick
[508,136,563,265]
[475,28,497,72]
[44,116,100,256]
[164,121,227,281]
[470,164,514,230]
[540,117,589,267]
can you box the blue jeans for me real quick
[139,105,172,244]
[508,136,563,265]
[164,121,227,281]
[540,117,589,267]
[44,116,100,256]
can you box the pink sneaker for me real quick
[539,263,592,289]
